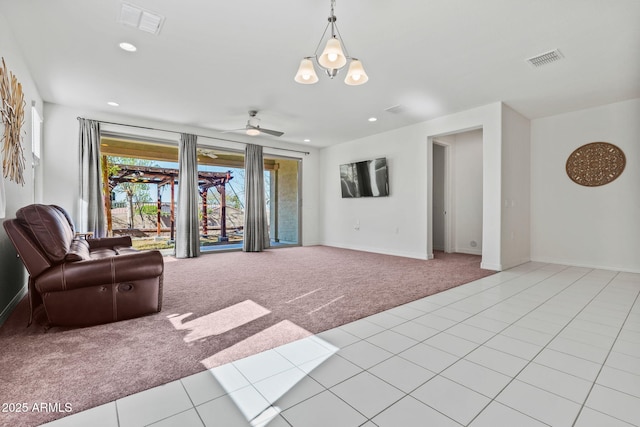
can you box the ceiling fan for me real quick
[197,148,218,159]
[224,110,284,137]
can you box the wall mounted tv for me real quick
[340,157,389,198]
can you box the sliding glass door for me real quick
[267,156,300,246]
[101,137,179,253]
[196,149,245,250]
[100,135,301,252]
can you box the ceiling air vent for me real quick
[526,49,563,67]
[384,104,406,114]
[119,2,165,35]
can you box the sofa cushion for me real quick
[89,248,118,259]
[52,205,76,233]
[87,236,133,250]
[114,246,140,255]
[16,204,75,264]
[65,238,90,262]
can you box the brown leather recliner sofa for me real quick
[3,204,164,327]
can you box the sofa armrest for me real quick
[87,236,133,250]
[35,250,164,293]
[3,219,52,277]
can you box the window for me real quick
[31,103,43,202]
[99,135,302,252]
[31,104,42,165]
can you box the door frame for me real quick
[432,139,454,254]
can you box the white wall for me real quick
[321,126,428,259]
[452,129,483,255]
[501,105,531,269]
[531,98,640,272]
[321,102,504,269]
[42,103,322,246]
[0,10,44,323]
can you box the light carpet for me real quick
[0,246,495,426]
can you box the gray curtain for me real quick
[78,118,106,237]
[175,133,200,258]
[243,144,270,252]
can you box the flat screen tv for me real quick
[340,157,389,198]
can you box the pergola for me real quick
[105,163,234,241]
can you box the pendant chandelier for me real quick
[294,0,368,86]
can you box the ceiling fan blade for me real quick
[220,128,245,133]
[257,127,284,137]
[224,111,285,137]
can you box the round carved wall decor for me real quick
[0,57,26,185]
[565,142,626,187]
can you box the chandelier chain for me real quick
[321,0,350,59]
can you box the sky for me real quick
[110,159,261,205]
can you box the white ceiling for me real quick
[1,0,639,147]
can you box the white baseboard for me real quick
[0,285,27,326]
[501,257,532,270]
[481,261,503,271]
[530,256,640,274]
[322,241,428,260]
[455,247,483,256]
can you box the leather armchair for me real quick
[3,204,164,327]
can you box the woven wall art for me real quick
[565,142,625,187]
[0,57,26,185]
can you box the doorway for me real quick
[432,142,448,252]
[430,129,483,257]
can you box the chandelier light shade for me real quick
[294,0,368,86]
[344,59,369,85]
[318,37,347,69]
[294,58,319,84]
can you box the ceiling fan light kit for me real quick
[243,110,284,137]
[295,0,368,86]
[221,110,284,137]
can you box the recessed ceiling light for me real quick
[303,139,311,142]
[119,42,137,52]
[368,117,378,122]
[107,101,119,107]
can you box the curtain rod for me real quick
[77,117,311,155]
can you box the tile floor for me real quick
[44,262,640,427]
